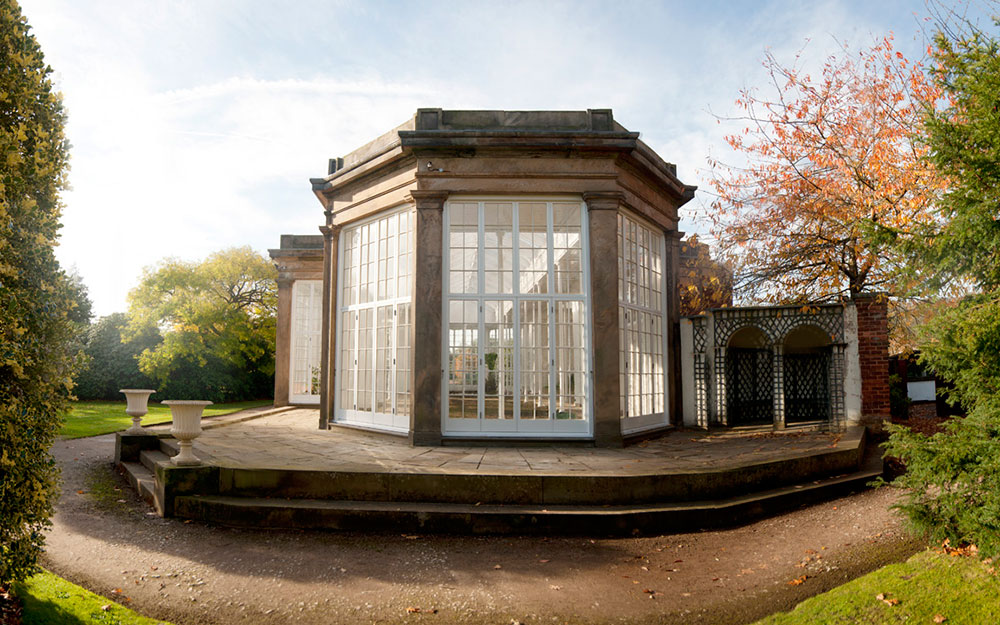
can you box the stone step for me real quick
[139,448,172,473]
[173,462,883,535]
[119,461,158,509]
[212,439,865,506]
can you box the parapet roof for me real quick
[310,108,694,206]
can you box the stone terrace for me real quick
[150,408,846,475]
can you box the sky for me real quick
[15,0,988,316]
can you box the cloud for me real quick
[56,73,449,315]
[19,0,940,314]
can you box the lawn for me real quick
[754,548,1000,624]
[59,400,273,439]
[14,569,174,625]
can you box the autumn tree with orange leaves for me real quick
[709,37,944,304]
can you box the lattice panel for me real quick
[713,305,845,348]
[692,316,707,352]
[691,317,709,426]
[725,347,774,426]
[828,345,846,430]
[689,305,849,431]
[784,353,830,423]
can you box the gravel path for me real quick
[44,434,923,625]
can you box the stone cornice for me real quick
[582,191,625,211]
[319,223,342,239]
[406,190,449,210]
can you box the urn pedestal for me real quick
[162,400,213,466]
[120,389,156,435]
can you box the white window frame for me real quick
[334,206,413,434]
[618,209,671,435]
[441,196,594,438]
[289,279,323,405]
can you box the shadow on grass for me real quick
[16,569,171,624]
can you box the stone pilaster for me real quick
[318,220,341,429]
[409,191,448,446]
[665,230,683,427]
[273,275,294,407]
[583,192,624,448]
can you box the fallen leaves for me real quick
[939,539,978,558]
[933,615,947,623]
[875,593,900,606]
[787,575,807,586]
[406,606,437,614]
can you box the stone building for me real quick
[269,109,889,447]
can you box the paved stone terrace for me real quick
[150,409,847,475]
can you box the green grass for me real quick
[59,400,272,439]
[14,569,173,624]
[754,549,1000,624]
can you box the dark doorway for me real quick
[783,326,832,424]
[783,351,830,423]
[725,325,774,426]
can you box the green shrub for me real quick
[0,0,77,589]
[886,20,1000,557]
[885,295,1000,555]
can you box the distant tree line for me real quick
[75,246,277,403]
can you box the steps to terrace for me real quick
[115,410,882,536]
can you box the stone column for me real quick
[318,221,341,429]
[583,192,624,448]
[409,191,448,446]
[665,230,683,426]
[272,275,293,407]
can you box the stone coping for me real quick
[147,409,862,478]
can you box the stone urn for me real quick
[120,389,156,435]
[162,400,213,466]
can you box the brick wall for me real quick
[909,402,937,419]
[854,294,890,423]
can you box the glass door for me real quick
[443,199,591,437]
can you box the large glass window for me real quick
[618,212,668,432]
[336,207,414,432]
[444,199,590,436]
[290,280,322,404]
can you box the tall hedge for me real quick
[0,0,77,589]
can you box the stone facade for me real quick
[274,109,696,446]
[270,109,893,445]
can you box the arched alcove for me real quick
[783,325,832,424]
[725,326,773,426]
